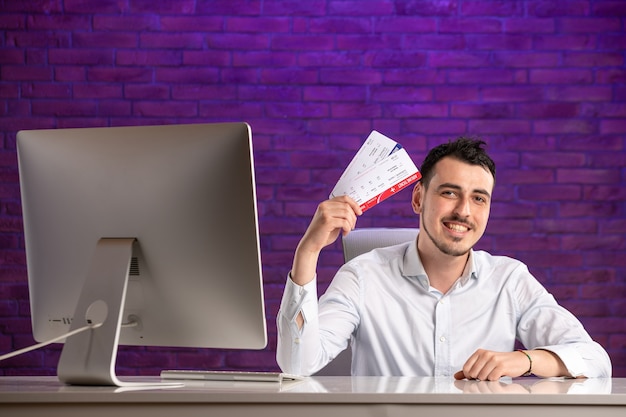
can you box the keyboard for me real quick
[160,370,304,383]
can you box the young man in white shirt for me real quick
[277,138,611,380]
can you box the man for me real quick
[276,138,612,380]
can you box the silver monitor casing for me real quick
[17,122,267,386]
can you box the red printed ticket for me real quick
[330,131,421,212]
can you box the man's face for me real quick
[412,156,494,258]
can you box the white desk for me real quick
[1,376,625,417]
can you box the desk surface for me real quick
[1,376,625,417]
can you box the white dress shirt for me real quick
[276,236,612,377]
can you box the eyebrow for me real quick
[437,183,492,199]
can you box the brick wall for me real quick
[0,0,625,377]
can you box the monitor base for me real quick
[56,238,179,387]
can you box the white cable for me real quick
[0,318,139,362]
[0,321,103,362]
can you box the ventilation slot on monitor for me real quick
[129,257,140,276]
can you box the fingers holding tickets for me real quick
[291,196,362,288]
[300,196,363,252]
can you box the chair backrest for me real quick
[342,227,420,262]
[314,227,419,375]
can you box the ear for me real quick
[411,182,423,214]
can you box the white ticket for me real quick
[330,131,421,212]
[335,130,402,183]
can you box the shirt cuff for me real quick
[279,273,318,324]
[536,344,587,377]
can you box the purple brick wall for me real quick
[1,0,625,377]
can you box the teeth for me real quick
[447,223,468,232]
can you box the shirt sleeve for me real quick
[275,274,319,375]
[276,268,359,376]
[538,342,612,378]
[514,265,612,378]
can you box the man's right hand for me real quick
[290,196,362,287]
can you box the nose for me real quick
[454,196,471,218]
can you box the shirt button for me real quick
[294,338,301,344]
[439,336,446,342]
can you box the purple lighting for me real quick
[0,0,624,377]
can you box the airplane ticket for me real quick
[335,130,402,184]
[330,131,421,212]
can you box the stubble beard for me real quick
[421,208,474,258]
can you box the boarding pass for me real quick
[330,131,421,212]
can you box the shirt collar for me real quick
[402,232,478,288]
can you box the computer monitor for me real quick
[16,122,267,386]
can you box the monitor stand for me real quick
[56,238,181,387]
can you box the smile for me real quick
[444,222,470,233]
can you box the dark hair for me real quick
[419,137,496,187]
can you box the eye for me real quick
[473,195,488,204]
